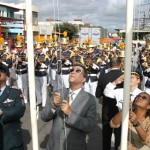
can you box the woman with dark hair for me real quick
[110,92,150,150]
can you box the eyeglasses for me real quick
[70,68,82,74]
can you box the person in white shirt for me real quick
[104,69,143,110]
[42,42,49,54]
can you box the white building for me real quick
[0,2,53,43]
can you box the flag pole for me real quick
[25,0,39,149]
[120,0,134,150]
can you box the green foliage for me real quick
[55,23,78,40]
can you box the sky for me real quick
[1,0,147,32]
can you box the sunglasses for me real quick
[70,68,82,74]
[136,95,149,100]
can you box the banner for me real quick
[91,28,101,44]
[80,28,89,44]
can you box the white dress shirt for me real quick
[51,88,82,112]
[69,88,82,105]
[104,82,142,109]
[0,85,6,96]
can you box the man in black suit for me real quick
[0,123,3,150]
[96,57,123,150]
[0,63,26,150]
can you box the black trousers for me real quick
[102,121,121,150]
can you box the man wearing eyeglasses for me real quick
[41,63,97,150]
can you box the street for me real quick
[21,100,103,150]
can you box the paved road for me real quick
[21,101,103,150]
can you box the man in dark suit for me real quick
[41,63,97,150]
[0,123,3,150]
[0,63,26,150]
[96,57,123,150]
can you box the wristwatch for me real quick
[133,121,140,127]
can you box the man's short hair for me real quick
[0,63,10,77]
[73,63,87,79]
[110,57,122,68]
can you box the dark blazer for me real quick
[0,86,26,150]
[0,123,3,150]
[96,69,123,121]
[41,88,97,150]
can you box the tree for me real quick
[55,23,78,40]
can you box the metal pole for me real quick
[25,1,39,150]
[137,0,141,40]
[120,0,134,150]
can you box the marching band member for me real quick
[0,38,13,84]
[0,45,12,68]
[49,42,59,92]
[143,52,150,94]
[96,47,109,75]
[46,42,54,86]
[71,46,84,65]
[79,44,88,58]
[0,43,13,86]
[84,46,100,96]
[14,42,28,104]
[34,43,49,107]
[42,42,49,54]
[56,38,73,89]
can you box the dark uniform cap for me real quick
[0,63,10,77]
[131,68,143,81]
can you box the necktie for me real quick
[69,92,75,105]
[0,89,1,96]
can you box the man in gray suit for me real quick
[41,63,97,150]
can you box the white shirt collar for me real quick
[0,85,6,96]
[69,88,82,95]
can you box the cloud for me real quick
[0,0,146,32]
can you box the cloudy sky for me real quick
[2,0,147,32]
